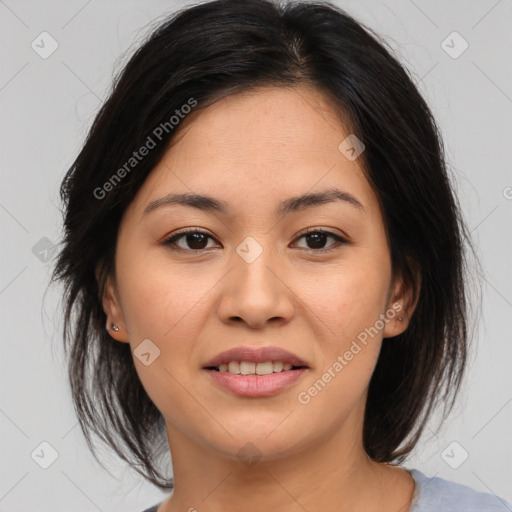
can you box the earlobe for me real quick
[383,301,407,339]
[105,320,129,342]
[383,270,420,339]
[100,272,130,343]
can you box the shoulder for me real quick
[407,468,512,512]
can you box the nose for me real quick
[216,243,295,330]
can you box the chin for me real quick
[205,420,313,463]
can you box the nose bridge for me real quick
[235,236,277,292]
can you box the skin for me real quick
[102,85,419,512]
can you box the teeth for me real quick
[228,361,240,374]
[256,362,274,375]
[240,361,256,375]
[215,361,298,375]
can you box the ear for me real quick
[383,266,421,339]
[96,265,130,343]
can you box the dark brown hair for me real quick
[53,0,476,490]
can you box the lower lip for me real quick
[204,369,308,397]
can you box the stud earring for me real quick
[397,316,403,322]
[110,322,120,332]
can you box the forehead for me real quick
[130,85,377,216]
[173,85,352,156]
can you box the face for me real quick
[102,85,412,462]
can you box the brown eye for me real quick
[162,229,219,251]
[294,230,347,251]
[305,232,329,249]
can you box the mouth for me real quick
[202,346,309,397]
[202,345,309,373]
[205,361,308,374]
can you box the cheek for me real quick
[117,254,213,343]
[115,257,216,420]
[293,259,390,404]
[299,262,390,345]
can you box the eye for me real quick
[161,228,220,252]
[161,227,348,253]
[293,228,347,252]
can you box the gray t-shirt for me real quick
[140,469,512,512]
[407,469,511,511]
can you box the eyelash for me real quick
[161,227,348,253]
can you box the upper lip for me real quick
[202,346,309,368]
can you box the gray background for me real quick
[1,0,511,510]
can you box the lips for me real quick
[202,346,309,369]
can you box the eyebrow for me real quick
[143,188,365,216]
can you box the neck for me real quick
[159,418,413,512]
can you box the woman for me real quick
[52,0,510,510]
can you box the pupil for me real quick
[187,233,207,249]
[307,233,326,249]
